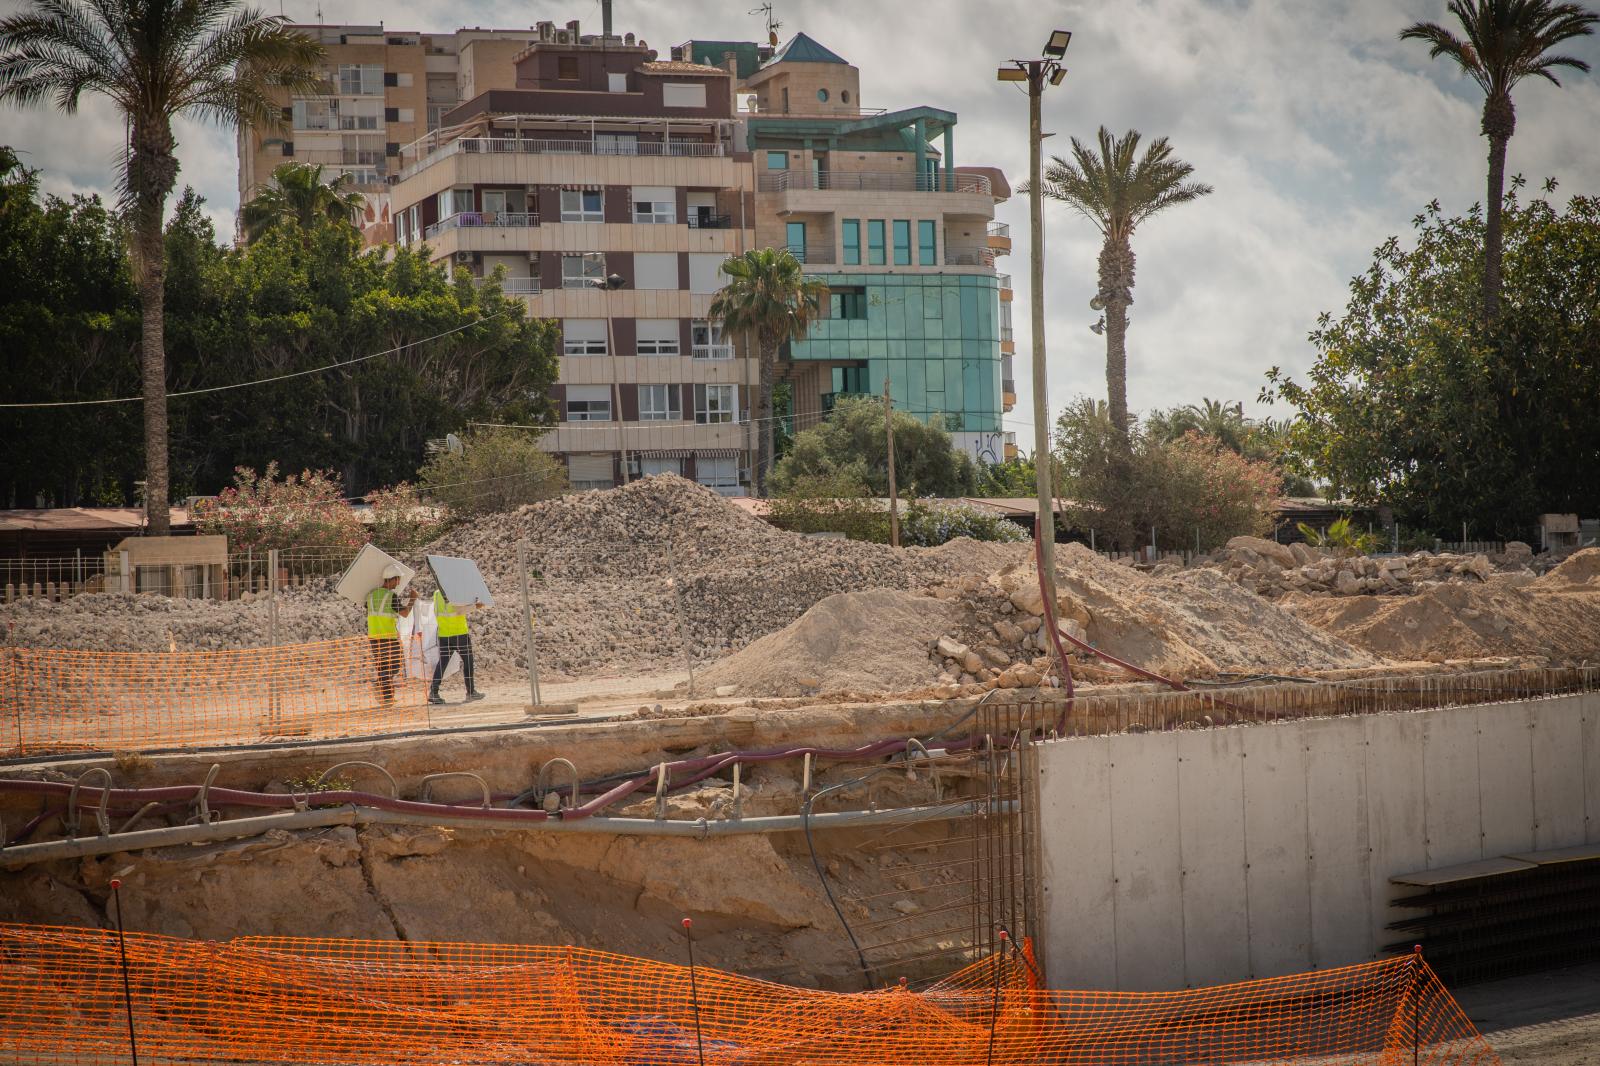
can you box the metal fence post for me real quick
[666,541,695,696]
[120,551,132,594]
[517,540,542,707]
[267,549,279,648]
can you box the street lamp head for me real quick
[1049,67,1067,86]
[1043,30,1072,58]
[996,66,1028,82]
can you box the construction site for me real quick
[2,475,1598,1064]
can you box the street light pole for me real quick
[1000,30,1070,609]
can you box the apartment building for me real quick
[236,23,546,243]
[678,32,1016,463]
[386,22,757,495]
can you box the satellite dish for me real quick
[1089,295,1105,311]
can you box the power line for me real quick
[0,313,509,410]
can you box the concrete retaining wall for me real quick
[1036,694,1600,990]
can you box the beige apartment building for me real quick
[236,23,551,243]
[385,22,758,495]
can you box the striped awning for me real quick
[635,448,741,460]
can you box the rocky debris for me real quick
[1204,542,1536,600]
[1535,547,1600,589]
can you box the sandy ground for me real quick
[1454,962,1600,1065]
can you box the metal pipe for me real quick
[0,801,999,867]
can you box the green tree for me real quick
[0,0,323,532]
[709,247,827,494]
[1147,398,1249,452]
[417,428,568,519]
[1263,186,1600,535]
[771,395,977,498]
[240,162,365,243]
[1035,128,1212,438]
[1400,0,1597,324]
[974,456,1037,496]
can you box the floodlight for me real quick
[996,67,1028,82]
[1050,67,1067,86]
[1090,317,1105,335]
[1089,295,1105,311]
[1044,30,1072,57]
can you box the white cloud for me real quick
[4,0,1596,438]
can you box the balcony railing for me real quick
[425,211,538,239]
[399,135,727,180]
[758,169,993,196]
[945,245,996,267]
[693,343,735,360]
[786,245,836,265]
[472,276,542,295]
[1001,327,1014,341]
[687,213,733,229]
[996,273,1013,290]
[988,221,1011,238]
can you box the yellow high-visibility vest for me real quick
[366,587,399,638]
[434,590,468,637]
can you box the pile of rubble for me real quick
[1209,536,1538,598]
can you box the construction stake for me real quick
[109,878,140,1066]
[682,917,707,1066]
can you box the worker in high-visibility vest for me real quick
[366,565,416,705]
[429,588,485,705]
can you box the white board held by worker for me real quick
[427,555,494,607]
[335,545,415,605]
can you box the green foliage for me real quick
[771,396,977,498]
[974,457,1037,497]
[1297,517,1381,554]
[1264,187,1600,535]
[1147,399,1317,497]
[766,470,887,542]
[240,163,365,243]
[366,482,448,552]
[191,463,367,553]
[1054,397,1282,550]
[898,502,1028,546]
[416,428,568,519]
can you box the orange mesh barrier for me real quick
[2,638,426,755]
[0,924,1500,1066]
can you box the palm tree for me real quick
[709,247,827,495]
[240,162,364,243]
[1036,127,1212,441]
[0,1,322,533]
[1154,398,1249,452]
[1401,0,1598,324]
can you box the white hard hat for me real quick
[382,564,403,580]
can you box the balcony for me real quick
[945,244,996,268]
[426,211,538,240]
[987,221,1012,256]
[758,170,992,196]
[399,135,728,181]
[472,275,542,295]
[786,244,837,266]
[693,343,735,361]
[687,213,733,230]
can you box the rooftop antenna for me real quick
[749,3,781,46]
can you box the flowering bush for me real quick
[366,482,449,551]
[899,501,1029,546]
[192,463,367,553]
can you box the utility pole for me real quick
[999,31,1071,605]
[883,376,900,548]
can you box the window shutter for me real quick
[385,142,399,157]
[281,142,294,156]
[383,71,398,87]
[549,384,566,417]
[620,385,639,422]
[385,107,399,123]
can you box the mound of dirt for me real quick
[1289,580,1600,663]
[1535,548,1600,588]
[696,589,960,697]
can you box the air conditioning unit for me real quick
[454,251,473,263]
[738,467,752,484]
[527,252,541,263]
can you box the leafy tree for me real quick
[1263,187,1600,535]
[1054,397,1281,550]
[767,470,886,542]
[0,0,324,533]
[709,248,827,494]
[771,395,977,498]
[1147,399,1317,496]
[240,162,365,243]
[1400,0,1598,323]
[416,428,568,519]
[1035,128,1212,438]
[974,456,1037,496]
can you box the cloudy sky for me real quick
[7,0,1599,443]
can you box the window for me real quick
[481,189,526,215]
[566,386,612,422]
[829,288,867,320]
[596,133,638,155]
[342,134,384,165]
[634,253,679,290]
[842,219,861,265]
[636,319,681,356]
[781,87,789,113]
[384,107,399,123]
[437,188,474,217]
[337,64,383,95]
[688,253,726,294]
[557,56,579,81]
[383,72,397,88]
[918,220,936,266]
[893,220,911,265]
[786,221,807,261]
[639,385,682,421]
[766,151,788,170]
[568,454,614,490]
[641,456,682,477]
[560,189,603,223]
[692,320,731,359]
[817,88,829,102]
[694,384,736,424]
[631,186,676,224]
[867,220,886,265]
[841,89,851,103]
[608,72,628,93]
[562,253,605,289]
[696,455,740,494]
[281,141,295,157]
[292,99,334,130]
[562,319,607,355]
[663,83,707,108]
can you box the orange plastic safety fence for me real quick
[2,638,427,756]
[0,924,1500,1066]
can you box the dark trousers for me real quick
[431,633,476,695]
[370,637,402,704]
